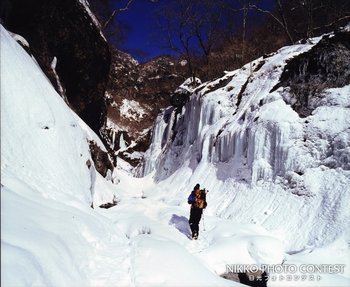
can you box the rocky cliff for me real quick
[1,0,110,134]
[1,0,113,176]
[143,28,350,181]
[104,48,189,166]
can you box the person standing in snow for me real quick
[188,183,207,240]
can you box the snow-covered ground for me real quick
[1,23,350,287]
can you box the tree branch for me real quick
[249,4,294,44]
[313,15,350,31]
[102,0,134,30]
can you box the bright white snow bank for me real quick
[110,166,350,286]
[1,179,127,286]
[1,25,124,286]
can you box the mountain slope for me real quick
[105,49,190,166]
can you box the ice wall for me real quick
[143,34,350,250]
[145,42,315,183]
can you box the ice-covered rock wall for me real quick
[142,31,350,250]
[144,41,316,182]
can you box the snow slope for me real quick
[0,24,127,285]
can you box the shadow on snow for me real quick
[169,214,192,239]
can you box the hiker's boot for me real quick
[192,232,198,240]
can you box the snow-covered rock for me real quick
[0,24,117,207]
[2,0,111,134]
[142,31,350,251]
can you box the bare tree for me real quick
[88,0,134,46]
[240,0,249,63]
[222,0,263,64]
[158,1,197,81]
[291,0,350,38]
[249,0,294,44]
[156,0,229,82]
[266,0,350,42]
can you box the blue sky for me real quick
[116,0,164,62]
[114,0,274,63]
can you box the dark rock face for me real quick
[2,0,110,133]
[273,29,350,117]
[107,50,188,135]
[105,48,189,166]
[2,0,115,177]
[88,141,114,177]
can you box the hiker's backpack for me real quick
[195,189,206,208]
[188,189,207,208]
